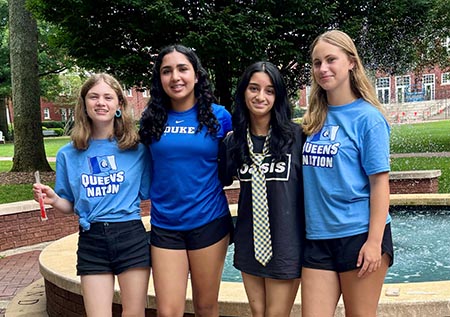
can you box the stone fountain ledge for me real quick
[4,195,450,317]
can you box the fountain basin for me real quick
[37,194,450,317]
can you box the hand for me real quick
[356,240,382,278]
[32,183,57,206]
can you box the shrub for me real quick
[42,121,64,129]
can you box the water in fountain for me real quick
[222,208,450,284]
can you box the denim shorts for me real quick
[150,214,233,250]
[302,223,394,273]
[77,220,151,275]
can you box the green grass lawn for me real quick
[0,137,67,204]
[390,120,450,153]
[0,120,449,204]
[0,136,70,157]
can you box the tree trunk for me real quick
[8,0,52,172]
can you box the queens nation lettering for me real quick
[303,125,341,168]
[81,155,125,197]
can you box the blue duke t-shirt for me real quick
[149,104,232,230]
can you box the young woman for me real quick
[301,30,394,317]
[139,45,233,317]
[33,73,151,316]
[219,61,304,317]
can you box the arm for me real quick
[357,171,390,277]
[33,183,74,214]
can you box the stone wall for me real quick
[389,170,441,194]
[0,201,151,253]
[0,170,440,253]
[224,170,442,202]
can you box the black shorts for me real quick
[302,223,394,273]
[150,214,233,250]
[77,220,151,276]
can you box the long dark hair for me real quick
[230,61,296,165]
[139,44,219,144]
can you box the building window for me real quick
[61,108,67,121]
[123,85,133,97]
[442,72,450,85]
[43,108,50,120]
[423,74,435,100]
[395,75,410,103]
[376,77,390,104]
[142,89,149,98]
[442,37,450,51]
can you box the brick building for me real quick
[6,86,150,125]
[298,66,450,122]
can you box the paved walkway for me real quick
[0,243,50,317]
[390,152,450,158]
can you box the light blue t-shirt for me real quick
[55,139,151,230]
[149,103,232,230]
[302,98,391,239]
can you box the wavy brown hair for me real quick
[71,73,139,150]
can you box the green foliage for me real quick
[0,0,10,97]
[390,120,450,153]
[42,121,64,129]
[26,0,450,108]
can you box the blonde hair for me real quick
[71,73,139,150]
[302,30,387,135]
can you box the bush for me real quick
[53,128,64,136]
[42,121,64,129]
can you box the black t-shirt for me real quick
[219,125,306,279]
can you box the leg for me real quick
[188,234,229,317]
[151,246,189,317]
[301,268,341,317]
[241,272,266,317]
[117,267,151,317]
[339,253,390,317]
[265,277,300,317]
[80,273,115,317]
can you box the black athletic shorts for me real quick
[150,214,233,250]
[77,220,151,275]
[302,223,394,273]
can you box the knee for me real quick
[248,302,265,317]
[156,306,186,317]
[193,302,218,317]
[121,308,144,317]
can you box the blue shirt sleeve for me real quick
[213,104,232,138]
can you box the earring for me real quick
[115,109,122,118]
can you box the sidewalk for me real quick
[390,151,450,158]
[0,243,50,317]
[0,157,56,162]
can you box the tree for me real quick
[8,0,51,172]
[27,0,450,109]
